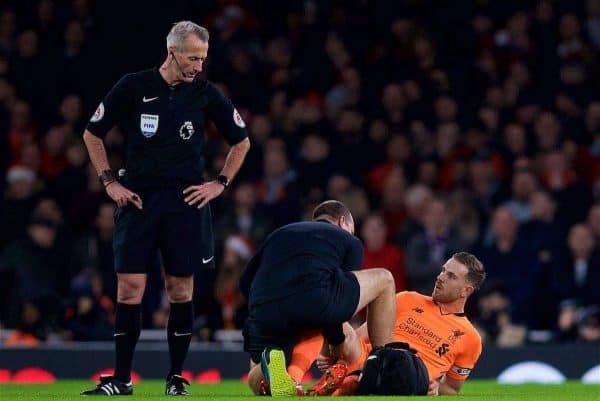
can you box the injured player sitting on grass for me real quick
[259,252,485,396]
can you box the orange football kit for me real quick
[349,291,482,382]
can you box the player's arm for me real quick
[84,75,142,209]
[82,131,141,209]
[438,376,463,395]
[220,137,250,182]
[441,331,482,395]
[183,83,250,208]
[356,322,368,340]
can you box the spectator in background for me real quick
[72,202,118,301]
[476,282,526,347]
[326,174,370,225]
[406,198,465,295]
[40,125,70,178]
[58,20,90,99]
[0,215,66,341]
[395,184,433,248]
[447,190,481,249]
[34,0,61,55]
[588,0,600,49]
[255,144,300,227]
[297,133,335,197]
[534,112,562,152]
[16,141,42,175]
[504,169,538,223]
[239,114,271,180]
[4,302,45,347]
[477,207,540,326]
[68,162,107,232]
[333,109,368,183]
[360,213,407,291]
[1,166,38,247]
[58,94,84,134]
[367,135,412,196]
[214,235,252,331]
[0,10,17,54]
[32,196,73,292]
[522,190,566,329]
[379,166,408,236]
[467,154,508,231]
[522,190,564,266]
[7,100,36,163]
[49,137,88,210]
[415,159,439,189]
[215,181,273,249]
[550,224,600,341]
[541,149,593,227]
[63,271,113,341]
[12,31,46,112]
[501,124,529,170]
[586,203,600,243]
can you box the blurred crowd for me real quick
[0,0,599,347]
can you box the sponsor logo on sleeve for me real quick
[233,108,246,128]
[90,102,105,122]
[450,365,471,376]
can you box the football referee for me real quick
[81,21,250,396]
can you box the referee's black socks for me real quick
[113,303,142,383]
[167,301,194,379]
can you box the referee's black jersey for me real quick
[86,68,248,191]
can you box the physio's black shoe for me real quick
[80,375,133,396]
[165,374,191,396]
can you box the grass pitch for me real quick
[0,379,598,400]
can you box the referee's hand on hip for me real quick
[105,181,143,209]
[183,181,225,209]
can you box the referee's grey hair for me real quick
[166,21,209,51]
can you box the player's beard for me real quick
[432,283,453,303]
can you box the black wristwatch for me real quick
[216,174,229,188]
[98,169,117,187]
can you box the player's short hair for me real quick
[167,21,209,51]
[312,200,352,222]
[452,252,486,290]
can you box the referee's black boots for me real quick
[81,375,133,396]
[165,374,191,396]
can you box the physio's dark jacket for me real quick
[240,220,364,306]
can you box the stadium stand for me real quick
[0,0,598,349]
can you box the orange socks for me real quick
[287,330,324,383]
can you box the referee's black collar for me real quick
[153,67,187,90]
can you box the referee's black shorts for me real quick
[244,270,360,364]
[112,187,215,276]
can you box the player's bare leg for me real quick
[309,324,362,396]
[350,268,395,347]
[117,273,147,304]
